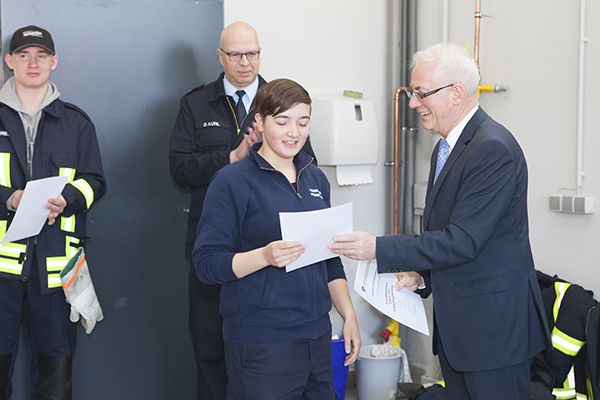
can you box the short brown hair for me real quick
[255,78,311,118]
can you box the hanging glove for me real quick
[60,248,103,334]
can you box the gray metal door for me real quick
[1,1,223,398]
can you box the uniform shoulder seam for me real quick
[62,101,92,122]
[182,83,208,98]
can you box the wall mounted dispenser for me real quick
[310,94,379,186]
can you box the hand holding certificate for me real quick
[0,176,69,244]
[354,259,429,335]
[279,202,353,272]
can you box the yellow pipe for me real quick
[478,84,508,97]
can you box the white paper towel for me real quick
[336,165,373,186]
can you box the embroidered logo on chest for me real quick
[309,188,323,199]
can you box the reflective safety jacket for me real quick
[537,271,598,400]
[585,304,600,400]
[0,99,106,294]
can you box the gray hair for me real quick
[411,43,480,97]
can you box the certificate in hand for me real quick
[354,259,430,335]
[0,176,69,245]
[279,202,353,273]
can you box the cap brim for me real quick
[11,44,55,55]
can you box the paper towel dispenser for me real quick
[310,94,379,165]
[310,94,379,185]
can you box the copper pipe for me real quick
[474,1,508,96]
[393,87,407,236]
[474,0,481,69]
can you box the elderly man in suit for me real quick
[330,42,550,400]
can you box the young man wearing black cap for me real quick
[0,25,106,399]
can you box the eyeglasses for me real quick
[219,49,261,62]
[405,84,454,101]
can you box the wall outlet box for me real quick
[549,195,594,214]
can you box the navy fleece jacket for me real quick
[193,143,345,343]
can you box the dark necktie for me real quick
[235,90,246,125]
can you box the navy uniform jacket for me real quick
[0,99,106,294]
[169,73,316,259]
[377,108,550,372]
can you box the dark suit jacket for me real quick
[377,108,550,372]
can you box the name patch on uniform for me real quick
[203,121,220,128]
[309,188,323,199]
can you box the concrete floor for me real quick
[342,367,359,400]
[344,387,359,400]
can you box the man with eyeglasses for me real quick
[169,21,316,400]
[330,42,549,399]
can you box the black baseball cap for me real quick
[9,25,55,55]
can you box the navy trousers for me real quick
[224,332,335,400]
[188,265,227,400]
[0,254,76,398]
[437,334,532,400]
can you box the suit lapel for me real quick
[422,109,489,229]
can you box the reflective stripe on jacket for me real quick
[0,98,106,294]
[538,272,598,400]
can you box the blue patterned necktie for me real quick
[235,90,247,124]
[434,138,450,184]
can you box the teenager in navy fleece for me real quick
[193,78,361,400]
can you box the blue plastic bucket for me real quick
[332,338,349,399]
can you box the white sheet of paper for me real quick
[0,176,69,245]
[280,202,352,272]
[354,259,430,335]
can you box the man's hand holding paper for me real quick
[354,260,429,335]
[279,202,353,272]
[46,194,67,225]
[328,230,377,261]
[0,176,69,244]
[393,271,424,292]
